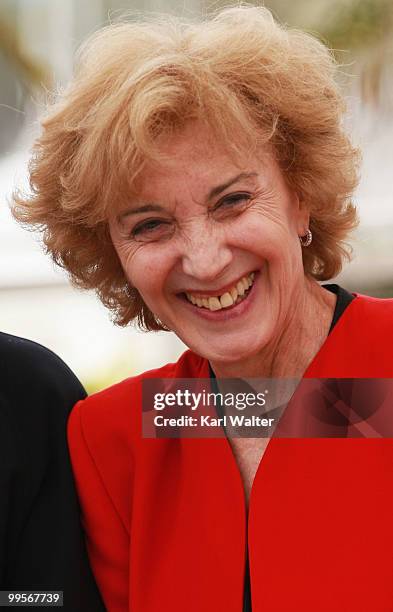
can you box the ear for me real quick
[294,194,310,236]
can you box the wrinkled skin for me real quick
[109,122,336,378]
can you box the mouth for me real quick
[182,271,256,312]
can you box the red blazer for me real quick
[68,294,393,611]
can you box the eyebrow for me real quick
[118,171,258,220]
[118,203,165,221]
[207,172,258,199]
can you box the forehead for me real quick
[157,120,244,162]
[134,122,270,198]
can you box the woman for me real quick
[13,6,393,611]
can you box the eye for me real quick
[214,193,251,214]
[131,219,173,242]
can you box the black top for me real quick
[0,332,105,611]
[325,284,355,333]
[208,284,355,611]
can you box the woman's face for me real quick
[109,122,309,364]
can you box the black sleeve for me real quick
[0,332,106,611]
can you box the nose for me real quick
[181,225,233,283]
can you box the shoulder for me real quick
[77,348,207,409]
[68,349,207,446]
[0,331,85,390]
[349,293,393,332]
[67,349,207,510]
[311,292,393,377]
[352,292,393,309]
[0,331,85,419]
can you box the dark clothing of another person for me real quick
[0,332,105,611]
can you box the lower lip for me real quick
[179,272,259,322]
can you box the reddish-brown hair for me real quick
[12,6,360,329]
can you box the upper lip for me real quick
[180,271,256,298]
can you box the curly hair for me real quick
[12,5,360,329]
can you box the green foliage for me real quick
[319,0,392,52]
[0,14,49,87]
[82,353,138,395]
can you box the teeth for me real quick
[236,280,245,296]
[186,272,256,311]
[220,292,234,308]
[208,297,221,311]
[230,287,238,302]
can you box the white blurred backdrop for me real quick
[1,0,392,390]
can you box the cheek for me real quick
[231,215,303,286]
[232,214,294,259]
[122,246,175,296]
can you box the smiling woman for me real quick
[108,124,321,372]
[11,6,393,612]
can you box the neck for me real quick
[209,278,337,379]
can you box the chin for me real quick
[189,331,270,367]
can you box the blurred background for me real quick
[0,0,392,392]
